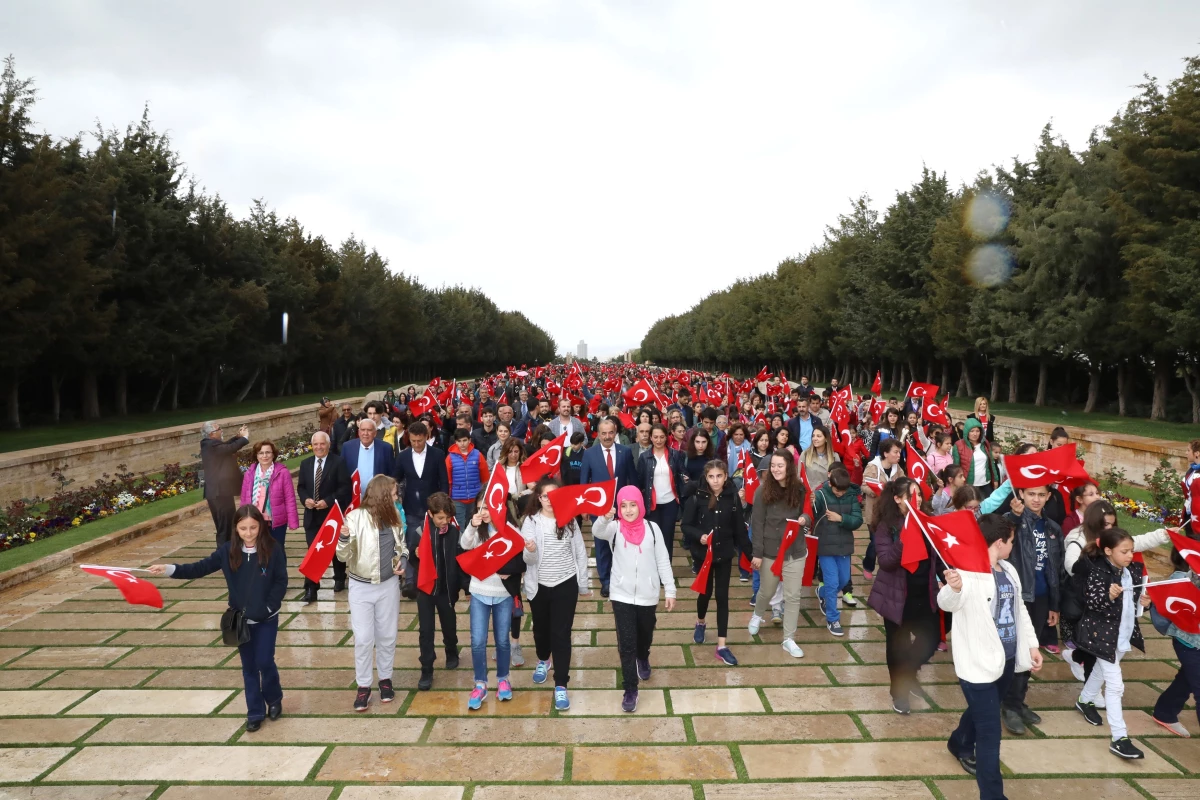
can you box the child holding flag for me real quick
[747,451,813,655]
[940,513,1042,797]
[411,492,462,692]
[813,465,863,637]
[1149,546,1200,737]
[460,496,519,710]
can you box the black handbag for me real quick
[221,607,251,646]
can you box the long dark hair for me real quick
[872,477,915,532]
[685,427,714,459]
[1082,500,1117,547]
[229,504,273,570]
[757,450,803,508]
[526,476,572,539]
[703,459,728,510]
[1084,526,1133,559]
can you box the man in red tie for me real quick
[580,417,637,598]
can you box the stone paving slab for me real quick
[339,789,463,800]
[1001,738,1180,774]
[702,782,935,799]
[427,715,687,743]
[573,744,737,780]
[0,688,89,714]
[691,712,862,741]
[68,688,232,715]
[234,716,427,743]
[0,786,157,800]
[316,745,566,781]
[0,717,102,743]
[1136,778,1200,798]
[0,747,74,781]
[85,716,246,742]
[158,788,333,800]
[741,740,955,778]
[935,778,1146,799]
[475,788,689,800]
[47,744,325,781]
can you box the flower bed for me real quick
[1103,491,1182,529]
[0,428,315,553]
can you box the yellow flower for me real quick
[29,533,36,539]
[72,518,82,527]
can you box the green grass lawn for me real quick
[948,398,1200,443]
[0,385,394,454]
[0,455,308,573]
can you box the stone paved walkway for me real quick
[0,511,1196,799]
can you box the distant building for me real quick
[576,339,588,361]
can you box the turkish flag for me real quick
[870,397,887,425]
[690,534,714,593]
[755,366,772,383]
[801,533,819,586]
[298,501,346,583]
[705,385,724,404]
[899,511,930,573]
[548,479,617,526]
[79,565,164,609]
[906,441,935,501]
[871,371,882,396]
[588,395,602,414]
[912,508,992,573]
[1148,579,1200,635]
[485,465,510,528]
[830,400,849,431]
[1167,529,1200,573]
[798,461,814,518]
[1004,445,1090,489]
[618,411,636,430]
[863,472,885,498]
[922,393,951,427]
[743,462,760,504]
[349,470,362,511]
[416,513,439,594]
[457,521,526,582]
[679,372,691,386]
[906,382,940,400]
[521,432,568,485]
[409,389,437,416]
[771,519,802,578]
[623,378,659,407]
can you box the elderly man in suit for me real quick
[341,418,395,502]
[200,420,249,546]
[298,431,353,602]
[579,417,638,598]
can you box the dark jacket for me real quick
[866,522,939,625]
[414,520,462,602]
[1003,508,1064,609]
[786,413,826,450]
[171,540,288,623]
[562,446,585,486]
[680,483,750,565]
[394,444,449,541]
[811,484,863,557]
[471,424,499,456]
[331,415,354,454]
[636,447,688,509]
[1075,556,1145,663]
[297,453,353,535]
[200,434,249,498]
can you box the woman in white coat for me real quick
[593,485,677,712]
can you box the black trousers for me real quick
[697,558,733,638]
[207,496,237,547]
[1005,594,1049,710]
[612,600,657,691]
[530,576,579,687]
[303,526,347,592]
[883,589,939,702]
[416,590,459,672]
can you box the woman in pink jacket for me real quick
[240,440,299,546]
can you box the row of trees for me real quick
[0,57,556,428]
[642,57,1200,422]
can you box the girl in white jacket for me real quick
[593,485,678,712]
[939,513,1043,800]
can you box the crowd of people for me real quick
[177,363,1199,798]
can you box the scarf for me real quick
[616,485,647,549]
[253,464,274,519]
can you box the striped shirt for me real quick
[532,515,577,587]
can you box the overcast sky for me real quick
[7,1,1200,358]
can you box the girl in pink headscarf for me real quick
[593,485,678,713]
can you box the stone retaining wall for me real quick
[0,396,365,504]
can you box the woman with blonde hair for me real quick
[337,474,408,711]
[802,427,841,489]
[968,397,996,444]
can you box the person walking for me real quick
[149,504,286,732]
[637,423,688,560]
[460,497,520,710]
[240,440,299,547]
[297,431,352,603]
[522,477,591,711]
[200,420,249,546]
[812,466,863,638]
[412,492,463,691]
[592,486,677,712]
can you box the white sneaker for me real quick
[747,614,764,636]
[1066,649,1085,682]
[781,639,804,658]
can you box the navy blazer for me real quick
[341,439,395,485]
[579,442,637,492]
[394,444,449,524]
[297,452,353,535]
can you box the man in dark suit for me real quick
[393,421,448,554]
[297,430,353,602]
[579,417,638,597]
[200,420,249,546]
[340,418,395,504]
[330,402,355,455]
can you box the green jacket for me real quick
[812,484,863,557]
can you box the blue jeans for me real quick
[470,594,513,684]
[238,615,282,722]
[818,555,851,624]
[453,501,473,533]
[950,657,1016,800]
[269,524,287,547]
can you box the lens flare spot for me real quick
[966,244,1013,287]
[965,191,1009,239]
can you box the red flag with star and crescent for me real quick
[1003,445,1090,490]
[520,432,568,485]
[80,564,164,608]
[911,508,992,573]
[1148,579,1200,635]
[456,502,526,584]
[691,533,714,593]
[871,371,882,396]
[906,381,940,401]
[905,440,935,501]
[1167,529,1200,573]
[922,393,951,427]
[349,470,362,512]
[547,479,617,526]
[297,501,346,583]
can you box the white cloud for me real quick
[8,0,1200,358]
